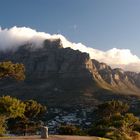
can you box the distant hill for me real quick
[0,38,140,108]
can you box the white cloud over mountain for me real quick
[0,26,140,72]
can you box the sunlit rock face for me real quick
[0,39,140,107]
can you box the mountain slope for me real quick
[0,39,140,107]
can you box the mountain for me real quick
[0,38,140,108]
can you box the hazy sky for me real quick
[0,0,140,56]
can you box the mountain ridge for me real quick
[0,38,140,107]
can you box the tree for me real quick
[96,100,129,119]
[0,61,25,80]
[0,61,25,136]
[58,125,83,135]
[89,100,140,140]
[0,96,25,119]
[105,113,139,139]
[0,116,6,136]
[8,100,46,135]
[0,96,25,136]
[24,100,46,120]
[8,117,41,135]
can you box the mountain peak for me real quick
[43,38,63,49]
[0,40,140,107]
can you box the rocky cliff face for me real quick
[0,39,140,107]
[92,59,140,94]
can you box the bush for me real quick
[105,131,131,140]
[58,125,83,135]
[88,125,112,137]
[0,116,6,136]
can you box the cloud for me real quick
[0,26,51,50]
[0,26,140,72]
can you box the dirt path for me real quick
[0,135,101,140]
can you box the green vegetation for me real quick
[0,61,46,136]
[0,96,46,136]
[0,95,26,136]
[0,96,25,119]
[95,100,129,119]
[0,61,25,80]
[8,100,46,135]
[0,116,6,136]
[89,100,140,140]
[24,100,46,120]
[58,125,84,135]
[1,61,140,140]
[0,61,25,136]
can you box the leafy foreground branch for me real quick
[0,96,46,136]
[0,61,25,81]
[89,100,140,140]
[0,61,46,136]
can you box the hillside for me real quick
[0,39,140,107]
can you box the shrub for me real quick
[58,125,83,135]
[0,116,6,136]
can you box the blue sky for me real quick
[0,0,140,56]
